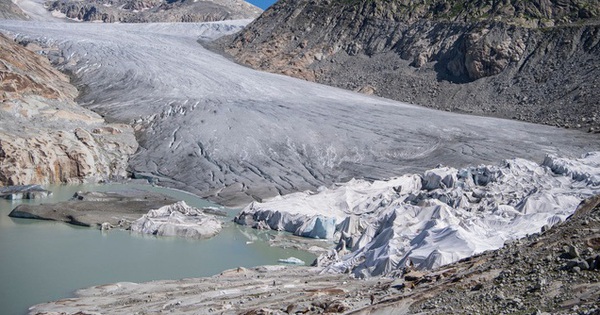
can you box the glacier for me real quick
[236,153,600,277]
[0,19,597,206]
[1,8,599,278]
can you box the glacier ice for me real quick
[0,20,597,206]
[236,153,600,277]
[131,201,222,239]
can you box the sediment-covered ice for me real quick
[131,201,222,239]
[236,153,600,277]
[0,20,597,206]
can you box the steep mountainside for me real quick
[46,0,261,22]
[0,0,28,19]
[0,34,137,186]
[221,0,600,131]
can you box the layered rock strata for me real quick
[0,33,137,186]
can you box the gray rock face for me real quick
[130,201,222,239]
[46,0,261,23]
[221,0,600,131]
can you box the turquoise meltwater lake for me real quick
[0,183,316,315]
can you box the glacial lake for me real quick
[0,183,317,315]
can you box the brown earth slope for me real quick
[220,0,600,132]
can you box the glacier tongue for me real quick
[235,152,600,277]
[1,20,598,206]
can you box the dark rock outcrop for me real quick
[221,0,600,131]
[46,0,262,23]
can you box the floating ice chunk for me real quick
[278,257,305,265]
[131,201,222,239]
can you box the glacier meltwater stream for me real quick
[0,184,316,315]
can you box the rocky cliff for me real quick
[222,0,600,131]
[46,0,261,22]
[0,34,137,186]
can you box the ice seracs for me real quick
[236,152,600,277]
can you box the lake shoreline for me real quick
[0,183,317,315]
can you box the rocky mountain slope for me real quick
[221,0,600,131]
[0,0,28,19]
[46,0,261,22]
[0,33,137,186]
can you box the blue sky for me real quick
[246,0,277,10]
